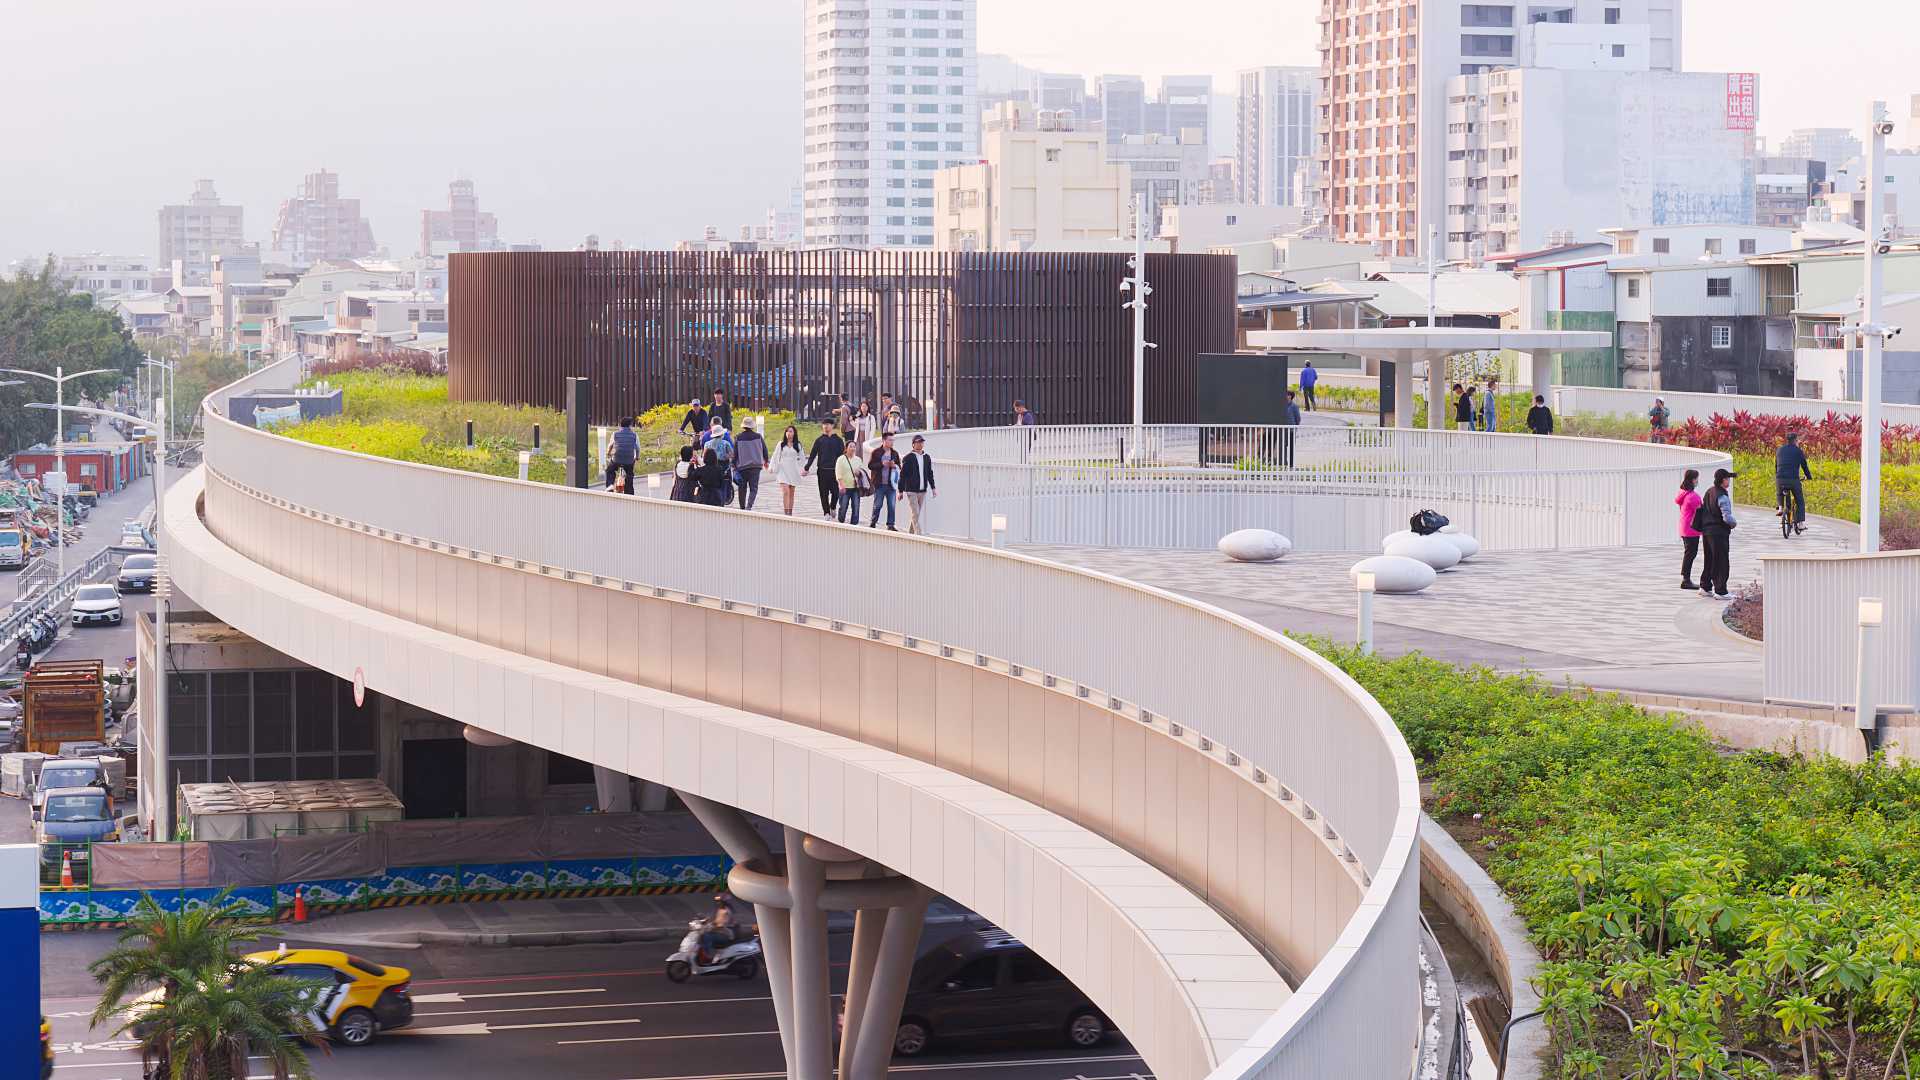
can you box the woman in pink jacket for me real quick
[1675,468,1703,590]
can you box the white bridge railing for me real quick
[913,424,1728,552]
[1763,549,1920,710]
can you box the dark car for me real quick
[879,928,1111,1056]
[116,553,158,593]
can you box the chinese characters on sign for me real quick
[1726,74,1757,131]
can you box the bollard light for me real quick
[1857,595,1885,745]
[1859,598,1885,626]
[517,450,531,481]
[928,398,939,430]
[1355,571,1377,656]
[757,413,767,433]
[647,473,662,497]
[990,513,1008,549]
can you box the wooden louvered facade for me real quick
[448,249,1234,428]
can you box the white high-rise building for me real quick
[1237,66,1318,207]
[802,0,979,248]
[1316,0,1682,258]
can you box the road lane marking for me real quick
[419,995,773,1018]
[412,987,607,1004]
[558,1029,780,1046]
[384,1023,493,1036]
[494,1018,646,1032]
[596,1054,1149,1078]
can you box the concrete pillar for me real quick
[785,826,833,1080]
[1392,357,1415,429]
[1529,351,1553,403]
[848,894,931,1080]
[837,907,888,1078]
[591,766,632,813]
[754,901,798,1076]
[1427,353,1449,431]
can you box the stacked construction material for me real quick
[177,779,406,841]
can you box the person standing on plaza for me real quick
[835,439,869,524]
[1480,376,1500,432]
[899,433,936,534]
[1454,384,1475,430]
[1648,397,1671,443]
[867,432,902,530]
[1012,399,1036,426]
[804,420,845,517]
[770,424,807,516]
[694,448,728,506]
[1280,390,1302,467]
[708,390,733,434]
[671,445,697,502]
[880,392,904,436]
[1525,395,1554,435]
[1675,468,1703,590]
[835,396,854,441]
[1298,361,1318,411]
[732,419,767,510]
[602,417,640,493]
[678,398,708,439]
[1696,467,1737,599]
[851,400,877,452]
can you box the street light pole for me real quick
[3,364,117,588]
[1123,192,1154,463]
[1862,101,1890,554]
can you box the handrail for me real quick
[191,360,1424,1079]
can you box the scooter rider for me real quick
[699,894,741,961]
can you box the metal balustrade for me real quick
[1763,550,1920,710]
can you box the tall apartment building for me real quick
[157,180,246,286]
[419,179,500,257]
[270,170,378,267]
[934,102,1130,251]
[1107,131,1212,236]
[1317,0,1681,258]
[801,0,979,248]
[1096,75,1148,144]
[1444,68,1752,259]
[1237,66,1319,206]
[1780,127,1862,169]
[1150,76,1213,141]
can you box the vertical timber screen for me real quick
[450,249,1234,427]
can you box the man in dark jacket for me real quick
[1774,432,1812,533]
[1525,395,1554,435]
[899,434,936,534]
[1697,468,1738,598]
[732,421,767,510]
[708,390,733,434]
[678,398,708,438]
[804,420,845,517]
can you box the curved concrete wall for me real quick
[185,360,1423,1080]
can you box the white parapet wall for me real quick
[1762,549,1920,711]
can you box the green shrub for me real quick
[1306,640,1920,1078]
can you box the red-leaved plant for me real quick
[1667,409,1920,465]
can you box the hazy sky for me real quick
[2,0,1913,266]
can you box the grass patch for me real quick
[1309,640,1920,1079]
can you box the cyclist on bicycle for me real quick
[1774,431,1813,534]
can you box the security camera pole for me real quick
[1123,191,1154,464]
[1862,100,1889,553]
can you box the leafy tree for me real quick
[0,260,142,452]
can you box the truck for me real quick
[0,523,25,569]
[21,660,106,755]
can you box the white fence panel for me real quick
[1763,551,1920,709]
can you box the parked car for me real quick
[116,553,158,593]
[863,927,1112,1057]
[70,584,122,626]
[37,786,118,882]
[32,758,108,818]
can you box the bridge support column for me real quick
[1427,352,1449,431]
[676,791,932,1080]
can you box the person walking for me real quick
[1648,397,1671,444]
[1298,361,1318,411]
[835,439,869,524]
[899,433,936,534]
[677,398,708,439]
[708,390,733,434]
[670,445,697,502]
[1774,431,1812,534]
[732,419,767,510]
[705,420,735,504]
[1454,384,1475,430]
[770,424,807,516]
[1696,467,1737,599]
[851,400,877,453]
[1525,395,1554,435]
[1480,377,1500,432]
[834,396,854,440]
[694,448,729,506]
[1012,399,1037,426]
[804,420,845,517]
[879,392,904,436]
[1281,390,1302,467]
[603,417,640,493]
[867,433,901,530]
[1675,468,1703,590]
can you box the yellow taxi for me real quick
[129,947,414,1047]
[40,1015,53,1078]
[241,947,415,1046]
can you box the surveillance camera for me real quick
[1887,325,1904,341]
[1879,122,1897,136]
[1879,244,1893,256]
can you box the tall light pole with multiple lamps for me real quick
[2,365,118,585]
[142,355,177,440]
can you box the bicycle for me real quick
[1775,483,1806,539]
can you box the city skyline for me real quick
[1,0,1913,264]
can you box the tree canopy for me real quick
[0,260,144,453]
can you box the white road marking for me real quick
[411,987,607,1005]
[598,1054,1149,1079]
[418,995,774,1019]
[383,1023,493,1037]
[559,1029,780,1046]
[493,1017,646,1032]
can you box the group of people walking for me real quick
[1673,432,1813,599]
[801,423,937,533]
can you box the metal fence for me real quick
[912,423,1728,552]
[201,362,1424,1079]
[0,545,117,647]
[1762,550,1920,709]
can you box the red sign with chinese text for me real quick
[1726,74,1756,131]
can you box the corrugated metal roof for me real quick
[1371,272,1520,317]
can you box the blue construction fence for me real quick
[39,854,730,927]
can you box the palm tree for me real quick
[89,891,323,1080]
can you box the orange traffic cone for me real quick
[59,850,74,888]
[292,885,308,923]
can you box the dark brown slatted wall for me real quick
[449,250,1234,427]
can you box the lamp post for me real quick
[1122,192,1155,463]
[142,356,178,441]
[4,365,118,587]
[29,398,170,839]
[1861,102,1892,553]
[1355,571,1377,655]
[1857,596,1885,752]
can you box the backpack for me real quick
[1409,509,1449,536]
[1691,493,1719,533]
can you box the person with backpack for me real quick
[670,445,697,502]
[1694,468,1737,599]
[1525,395,1554,436]
[1675,468,1703,590]
[603,417,639,494]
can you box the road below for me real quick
[41,928,1146,1080]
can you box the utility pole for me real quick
[3,364,116,586]
[1123,192,1154,463]
[1861,101,1891,553]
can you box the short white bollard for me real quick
[647,473,662,498]
[517,450,531,481]
[990,513,1008,550]
[1355,571,1376,656]
[1857,597,1884,750]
